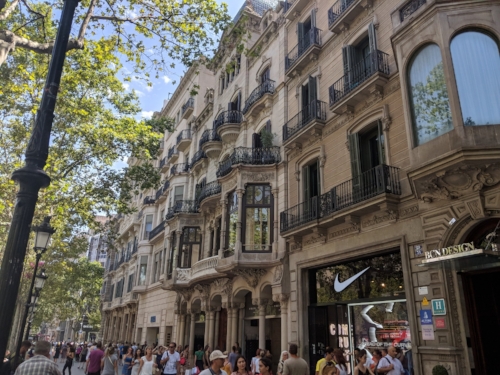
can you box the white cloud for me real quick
[123,83,130,91]
[125,10,137,18]
[145,85,154,92]
[134,90,145,97]
[142,111,154,119]
[162,75,172,84]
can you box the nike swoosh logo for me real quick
[334,266,370,292]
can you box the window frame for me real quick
[242,184,273,253]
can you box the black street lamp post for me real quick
[24,269,48,341]
[0,0,79,364]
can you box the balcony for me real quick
[167,146,179,163]
[200,129,222,159]
[280,164,402,234]
[329,50,390,114]
[148,220,165,241]
[216,147,281,178]
[328,0,373,34]
[143,196,156,206]
[282,100,326,148]
[159,157,168,173]
[176,129,192,153]
[198,181,221,205]
[285,28,322,77]
[181,97,194,120]
[242,80,275,117]
[284,0,312,20]
[155,180,170,202]
[190,150,207,174]
[170,163,189,177]
[214,110,243,143]
[165,200,199,221]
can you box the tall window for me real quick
[408,44,452,145]
[227,191,239,255]
[144,215,153,239]
[167,233,176,279]
[127,274,134,293]
[173,186,184,204]
[450,31,500,126]
[179,227,202,267]
[138,256,148,285]
[153,252,161,283]
[243,185,272,252]
[303,161,320,202]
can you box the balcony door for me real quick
[303,160,320,218]
[297,9,316,53]
[178,227,202,268]
[301,76,317,125]
[348,120,385,202]
[342,22,377,87]
[228,92,241,112]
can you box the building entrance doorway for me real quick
[461,268,500,375]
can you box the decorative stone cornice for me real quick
[233,269,266,288]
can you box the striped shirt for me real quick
[14,355,62,375]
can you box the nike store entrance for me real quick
[307,251,412,374]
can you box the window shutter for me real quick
[342,45,356,85]
[377,119,386,165]
[297,22,304,50]
[308,76,317,105]
[311,9,316,28]
[228,102,233,111]
[368,22,378,72]
[348,133,361,178]
[252,133,261,149]
[303,165,310,201]
[237,91,241,111]
[265,120,271,133]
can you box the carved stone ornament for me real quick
[194,284,211,300]
[416,164,500,202]
[177,269,191,281]
[178,289,193,303]
[242,171,275,183]
[273,265,284,284]
[211,278,230,293]
[287,236,302,252]
[233,269,267,288]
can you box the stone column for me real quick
[212,222,219,257]
[238,307,245,348]
[258,303,266,350]
[184,314,191,347]
[173,230,182,280]
[278,295,289,351]
[207,310,215,349]
[271,189,279,254]
[189,312,196,356]
[174,312,180,344]
[203,311,209,346]
[220,199,227,256]
[178,314,186,346]
[235,189,244,255]
[225,304,232,351]
[230,307,238,348]
[214,311,220,349]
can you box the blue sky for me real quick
[124,0,242,120]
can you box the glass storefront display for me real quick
[308,251,412,373]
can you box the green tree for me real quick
[0,0,231,73]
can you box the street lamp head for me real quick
[34,269,48,290]
[33,216,56,254]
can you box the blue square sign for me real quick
[432,299,446,315]
[420,309,433,325]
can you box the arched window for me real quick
[408,44,453,146]
[450,30,500,126]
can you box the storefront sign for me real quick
[420,310,433,325]
[418,287,428,295]
[424,242,477,261]
[422,325,435,340]
[435,317,446,329]
[432,299,446,315]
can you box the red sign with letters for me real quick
[435,317,446,329]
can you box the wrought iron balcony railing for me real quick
[181,97,194,116]
[190,150,207,168]
[176,129,192,145]
[148,220,165,240]
[213,110,243,131]
[283,0,296,12]
[285,27,322,71]
[400,0,426,21]
[282,100,326,142]
[166,200,199,220]
[280,164,401,232]
[159,157,167,169]
[242,80,275,114]
[143,196,156,205]
[170,163,189,176]
[216,147,281,178]
[199,129,221,148]
[198,181,222,203]
[329,50,390,106]
[168,146,179,159]
[328,0,355,26]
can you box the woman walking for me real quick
[231,355,253,375]
[130,349,142,375]
[180,345,189,375]
[102,347,119,375]
[138,347,156,375]
[122,347,134,375]
[203,345,211,370]
[277,351,288,375]
[258,358,272,375]
[333,349,348,375]
[54,343,61,363]
[195,345,204,371]
[354,350,374,375]
[62,345,75,375]
[78,345,88,369]
[61,342,68,364]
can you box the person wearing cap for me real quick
[198,350,228,375]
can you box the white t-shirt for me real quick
[252,357,260,374]
[335,364,347,375]
[161,351,181,374]
[378,356,404,375]
[199,369,228,375]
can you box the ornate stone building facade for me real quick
[102,0,500,374]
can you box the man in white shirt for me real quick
[199,350,228,375]
[377,346,404,375]
[161,342,181,375]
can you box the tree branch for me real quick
[0,0,20,21]
[78,0,96,43]
[0,30,83,54]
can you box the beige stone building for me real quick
[101,0,500,373]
